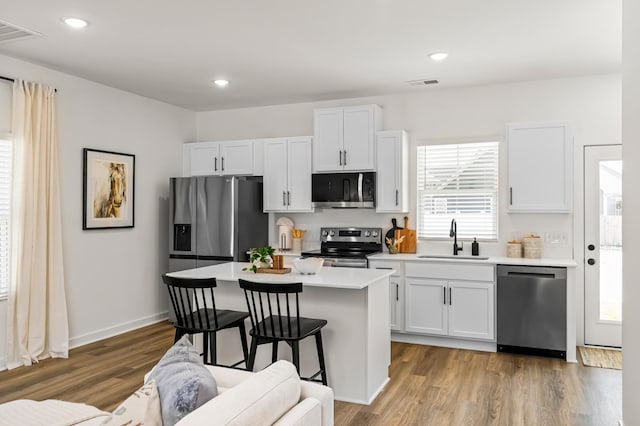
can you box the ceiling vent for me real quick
[407,79,439,87]
[0,19,42,45]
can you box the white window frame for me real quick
[0,136,11,300]
[416,140,499,241]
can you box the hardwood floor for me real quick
[0,322,622,425]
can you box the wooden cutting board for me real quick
[394,216,417,253]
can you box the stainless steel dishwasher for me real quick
[497,265,567,359]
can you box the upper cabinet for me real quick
[263,137,313,212]
[183,140,255,177]
[507,121,573,213]
[313,105,382,172]
[376,130,408,213]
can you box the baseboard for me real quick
[0,357,5,372]
[69,311,169,349]
[392,332,497,353]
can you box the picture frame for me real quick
[83,148,135,230]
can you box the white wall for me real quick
[196,74,621,257]
[0,54,195,368]
[622,0,640,423]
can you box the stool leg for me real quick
[247,337,258,371]
[238,322,249,368]
[291,341,300,374]
[315,330,328,386]
[202,333,209,364]
[174,328,184,343]
[272,341,279,363]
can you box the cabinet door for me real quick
[376,130,407,212]
[507,122,573,212]
[343,105,376,171]
[313,108,344,172]
[189,143,220,176]
[405,278,447,335]
[262,138,288,211]
[287,137,313,211]
[219,140,254,175]
[448,281,495,340]
[389,277,404,332]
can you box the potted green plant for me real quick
[244,246,276,273]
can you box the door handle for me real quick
[396,283,399,301]
[587,258,596,265]
[509,187,513,205]
[214,157,217,172]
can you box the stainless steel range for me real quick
[301,227,382,268]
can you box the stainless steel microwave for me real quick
[311,172,376,208]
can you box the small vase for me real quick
[389,246,399,254]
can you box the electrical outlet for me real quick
[544,231,568,246]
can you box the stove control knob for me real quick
[329,230,336,237]
[372,231,379,237]
[365,231,371,237]
[321,230,328,237]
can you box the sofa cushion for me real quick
[147,335,218,426]
[176,360,301,426]
[101,380,162,426]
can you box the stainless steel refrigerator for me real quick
[168,176,268,274]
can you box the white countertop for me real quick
[368,253,577,268]
[167,262,395,290]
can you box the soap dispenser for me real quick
[471,238,479,256]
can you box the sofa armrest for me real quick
[272,398,321,426]
[300,381,334,426]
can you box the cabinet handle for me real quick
[443,286,446,305]
[449,287,452,305]
[221,157,225,172]
[283,191,286,206]
[214,157,218,172]
[339,150,342,166]
[395,190,399,206]
[396,283,399,301]
[509,187,513,205]
[343,150,347,166]
[287,191,291,206]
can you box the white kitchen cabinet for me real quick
[369,259,404,332]
[404,261,495,341]
[313,105,382,172]
[507,121,573,213]
[263,137,313,212]
[376,130,408,213]
[184,140,254,176]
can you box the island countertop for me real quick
[167,262,395,290]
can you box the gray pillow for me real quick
[147,335,218,426]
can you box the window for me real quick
[417,141,499,240]
[0,139,10,298]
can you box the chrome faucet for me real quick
[450,219,463,255]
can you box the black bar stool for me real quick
[238,279,328,385]
[162,274,249,368]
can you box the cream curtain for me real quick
[6,80,68,369]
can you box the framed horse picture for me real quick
[83,148,135,229]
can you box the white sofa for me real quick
[0,361,334,426]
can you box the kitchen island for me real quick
[167,262,394,404]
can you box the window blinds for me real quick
[417,141,499,240]
[0,139,10,298]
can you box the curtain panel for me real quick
[6,80,68,369]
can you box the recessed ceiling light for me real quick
[213,79,230,87]
[429,52,448,62]
[63,17,89,29]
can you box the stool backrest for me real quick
[162,274,220,331]
[238,279,302,338]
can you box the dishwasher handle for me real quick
[505,271,557,279]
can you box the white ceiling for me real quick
[0,1,621,111]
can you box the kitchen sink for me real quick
[417,254,490,261]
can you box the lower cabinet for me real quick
[405,277,495,341]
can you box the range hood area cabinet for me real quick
[313,104,382,172]
[507,121,573,213]
[183,140,259,177]
[262,136,313,212]
[376,130,409,213]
